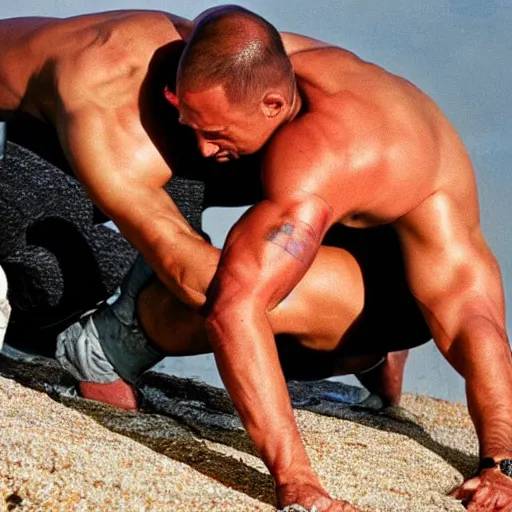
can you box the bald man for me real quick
[161,6,510,512]
[1,8,509,512]
[1,10,400,511]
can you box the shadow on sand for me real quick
[0,349,477,506]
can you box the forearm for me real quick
[153,223,220,307]
[118,214,220,309]
[205,303,316,486]
[442,317,512,458]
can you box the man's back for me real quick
[280,37,479,233]
[256,34,505,357]
[0,10,218,322]
[0,11,189,122]
[258,35,504,362]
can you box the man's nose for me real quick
[196,135,219,158]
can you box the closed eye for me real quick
[201,130,224,140]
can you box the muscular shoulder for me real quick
[0,17,59,112]
[280,32,336,56]
[264,92,384,190]
[56,11,180,112]
[262,116,349,215]
[263,91,435,223]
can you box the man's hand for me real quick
[450,469,512,511]
[278,481,360,511]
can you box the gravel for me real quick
[0,375,478,511]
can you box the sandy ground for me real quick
[0,374,478,511]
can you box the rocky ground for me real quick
[0,350,477,511]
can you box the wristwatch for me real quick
[479,457,512,478]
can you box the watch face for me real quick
[499,460,512,478]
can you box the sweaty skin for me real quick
[1,10,510,511]
[0,12,361,510]
[174,27,512,512]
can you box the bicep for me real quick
[211,194,333,311]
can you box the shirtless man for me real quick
[154,6,509,512]
[61,5,512,511]
[0,10,380,511]
[0,7,509,512]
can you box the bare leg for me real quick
[355,349,409,407]
[138,244,413,406]
[72,242,416,409]
[137,278,211,356]
[137,245,366,357]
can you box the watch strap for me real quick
[478,457,512,478]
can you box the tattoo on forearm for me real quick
[265,221,316,262]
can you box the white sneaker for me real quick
[0,264,11,351]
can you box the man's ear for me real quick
[163,85,179,108]
[261,92,285,118]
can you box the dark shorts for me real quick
[277,224,432,381]
[2,118,207,353]
[0,140,137,351]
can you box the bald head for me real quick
[177,5,295,109]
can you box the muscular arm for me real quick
[59,106,219,307]
[202,128,345,495]
[398,194,512,461]
[204,193,332,484]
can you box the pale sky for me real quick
[4,0,511,401]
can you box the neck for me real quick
[285,87,302,123]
